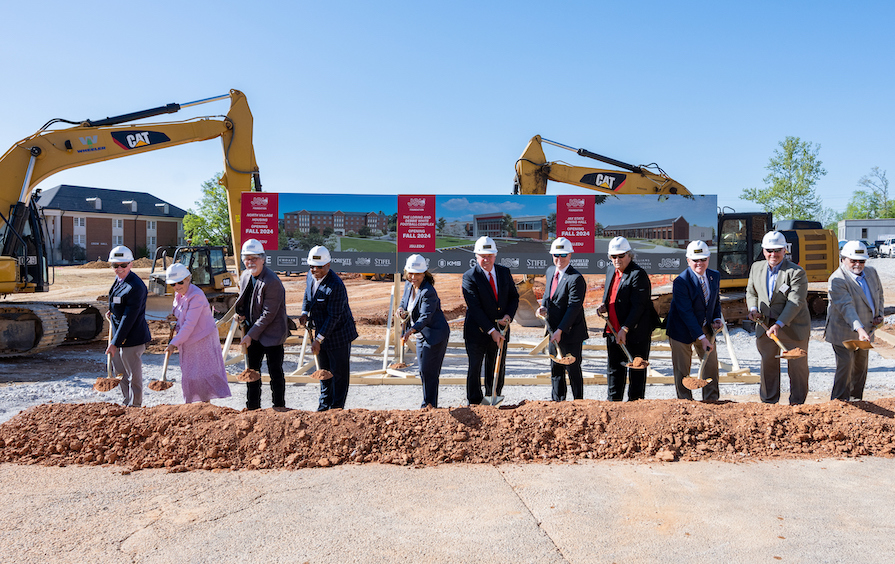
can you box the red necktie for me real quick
[550,270,560,298]
[489,272,498,300]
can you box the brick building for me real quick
[36,185,186,264]
[602,216,693,247]
[282,209,388,235]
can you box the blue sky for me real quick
[2,1,892,220]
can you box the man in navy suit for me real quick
[106,245,151,407]
[537,237,588,401]
[299,245,358,411]
[665,240,724,401]
[597,237,661,401]
[462,236,520,404]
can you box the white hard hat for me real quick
[241,238,265,257]
[607,236,632,256]
[474,236,498,255]
[307,245,332,266]
[550,237,574,255]
[686,240,711,260]
[404,254,428,273]
[108,245,134,263]
[761,231,787,249]
[841,240,869,260]
[165,263,191,284]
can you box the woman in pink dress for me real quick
[164,263,232,403]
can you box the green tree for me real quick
[856,167,891,218]
[547,212,556,236]
[436,217,446,234]
[843,190,877,220]
[183,173,234,252]
[502,214,516,237]
[741,137,827,221]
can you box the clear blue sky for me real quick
[2,1,892,220]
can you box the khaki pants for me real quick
[111,344,146,407]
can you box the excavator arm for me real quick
[0,89,259,276]
[514,135,690,196]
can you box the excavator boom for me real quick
[514,135,690,196]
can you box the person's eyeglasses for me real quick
[691,258,708,263]
[765,248,784,254]
[310,265,326,270]
[553,253,569,258]
[173,280,187,286]
[610,253,626,260]
[111,263,129,269]
[849,259,866,264]
[243,256,261,262]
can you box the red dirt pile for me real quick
[1,399,894,472]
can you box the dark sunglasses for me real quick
[173,280,187,286]
[111,263,129,269]
[552,253,569,258]
[690,258,708,263]
[765,248,784,254]
[609,253,627,260]
[848,258,866,264]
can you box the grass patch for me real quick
[339,237,397,252]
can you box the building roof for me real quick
[604,216,685,230]
[36,185,187,218]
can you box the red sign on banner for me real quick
[397,195,436,253]
[241,192,279,250]
[556,195,595,253]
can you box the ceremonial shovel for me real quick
[598,311,647,368]
[682,327,719,391]
[536,311,575,365]
[755,319,807,359]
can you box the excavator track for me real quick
[0,302,109,358]
[0,304,69,357]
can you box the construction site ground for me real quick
[2,261,895,562]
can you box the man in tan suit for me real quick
[824,240,885,401]
[746,231,811,404]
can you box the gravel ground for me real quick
[1,258,893,422]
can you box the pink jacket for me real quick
[170,284,218,347]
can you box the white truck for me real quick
[878,234,895,258]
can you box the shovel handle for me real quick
[598,311,634,363]
[161,350,171,382]
[755,319,788,353]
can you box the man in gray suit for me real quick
[824,240,885,401]
[746,231,811,405]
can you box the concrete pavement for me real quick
[2,459,895,563]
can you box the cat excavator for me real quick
[0,89,260,356]
[512,135,837,323]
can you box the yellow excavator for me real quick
[513,135,837,321]
[0,89,259,356]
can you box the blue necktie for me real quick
[857,274,875,311]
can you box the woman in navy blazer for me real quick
[399,254,450,408]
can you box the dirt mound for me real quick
[1,399,893,472]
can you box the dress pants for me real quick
[606,335,650,401]
[756,331,809,405]
[830,344,869,401]
[465,331,509,403]
[112,344,146,407]
[550,339,584,401]
[670,337,720,401]
[318,342,351,410]
[417,337,448,408]
[245,341,285,410]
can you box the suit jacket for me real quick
[666,267,722,344]
[169,284,217,348]
[824,264,884,345]
[601,261,660,343]
[302,269,358,350]
[745,257,810,342]
[108,270,152,348]
[235,266,289,347]
[401,280,450,345]
[541,264,588,343]
[461,264,520,341]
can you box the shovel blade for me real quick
[682,376,709,390]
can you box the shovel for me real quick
[843,339,873,351]
[598,311,647,368]
[147,322,175,392]
[682,327,719,391]
[93,330,122,392]
[388,313,410,370]
[482,322,508,406]
[236,320,262,383]
[306,327,334,381]
[536,310,576,365]
[755,319,807,359]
